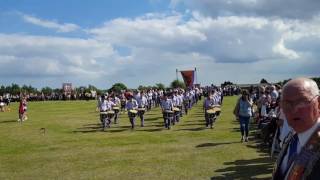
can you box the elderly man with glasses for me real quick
[272,77,320,179]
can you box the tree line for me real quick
[0,80,187,95]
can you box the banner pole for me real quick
[176,69,178,81]
[195,67,197,85]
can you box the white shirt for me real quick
[279,111,292,148]
[161,99,173,110]
[172,95,179,106]
[99,100,115,111]
[136,95,148,107]
[280,118,320,176]
[126,99,138,110]
[113,97,121,106]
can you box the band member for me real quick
[183,92,190,115]
[178,91,184,117]
[147,90,153,111]
[172,91,181,123]
[136,92,148,127]
[112,94,121,124]
[120,93,127,113]
[98,95,116,129]
[0,96,5,112]
[126,94,138,129]
[161,94,174,129]
[203,94,215,128]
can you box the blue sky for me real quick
[0,0,320,89]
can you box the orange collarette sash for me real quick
[286,126,320,179]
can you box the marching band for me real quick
[96,86,223,131]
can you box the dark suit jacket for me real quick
[273,128,320,180]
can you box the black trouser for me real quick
[163,112,173,129]
[205,112,215,127]
[128,114,136,128]
[138,110,145,127]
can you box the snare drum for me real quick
[206,109,216,118]
[128,109,138,118]
[112,106,120,113]
[212,107,221,116]
[100,111,108,119]
[137,108,146,115]
[106,110,115,118]
[163,110,174,118]
[173,107,180,112]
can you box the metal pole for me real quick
[176,69,178,81]
[195,67,197,85]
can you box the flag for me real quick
[180,70,195,87]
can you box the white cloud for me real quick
[22,14,79,32]
[1,9,320,88]
[172,0,320,19]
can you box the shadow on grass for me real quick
[73,129,102,133]
[179,123,205,126]
[196,141,239,148]
[144,116,162,122]
[211,157,274,180]
[106,128,128,133]
[137,128,163,132]
[0,120,17,123]
[177,127,206,131]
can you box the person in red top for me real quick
[18,96,27,122]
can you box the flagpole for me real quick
[195,67,197,85]
[176,69,178,81]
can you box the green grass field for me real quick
[0,96,275,180]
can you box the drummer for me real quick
[0,96,5,112]
[136,92,148,127]
[203,94,215,128]
[126,93,138,129]
[178,91,184,117]
[172,91,181,123]
[161,93,174,129]
[112,94,121,124]
[98,95,116,126]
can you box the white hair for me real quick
[304,79,319,96]
[283,77,319,97]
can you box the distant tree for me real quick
[0,85,5,95]
[260,78,269,84]
[170,80,186,89]
[21,85,38,94]
[155,83,165,90]
[41,87,53,95]
[53,88,62,94]
[221,81,234,87]
[11,84,21,95]
[86,84,103,94]
[109,83,127,93]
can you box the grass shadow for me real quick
[0,120,17,123]
[137,128,163,132]
[211,157,274,180]
[177,127,206,131]
[196,142,239,148]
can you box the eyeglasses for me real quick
[282,95,319,111]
